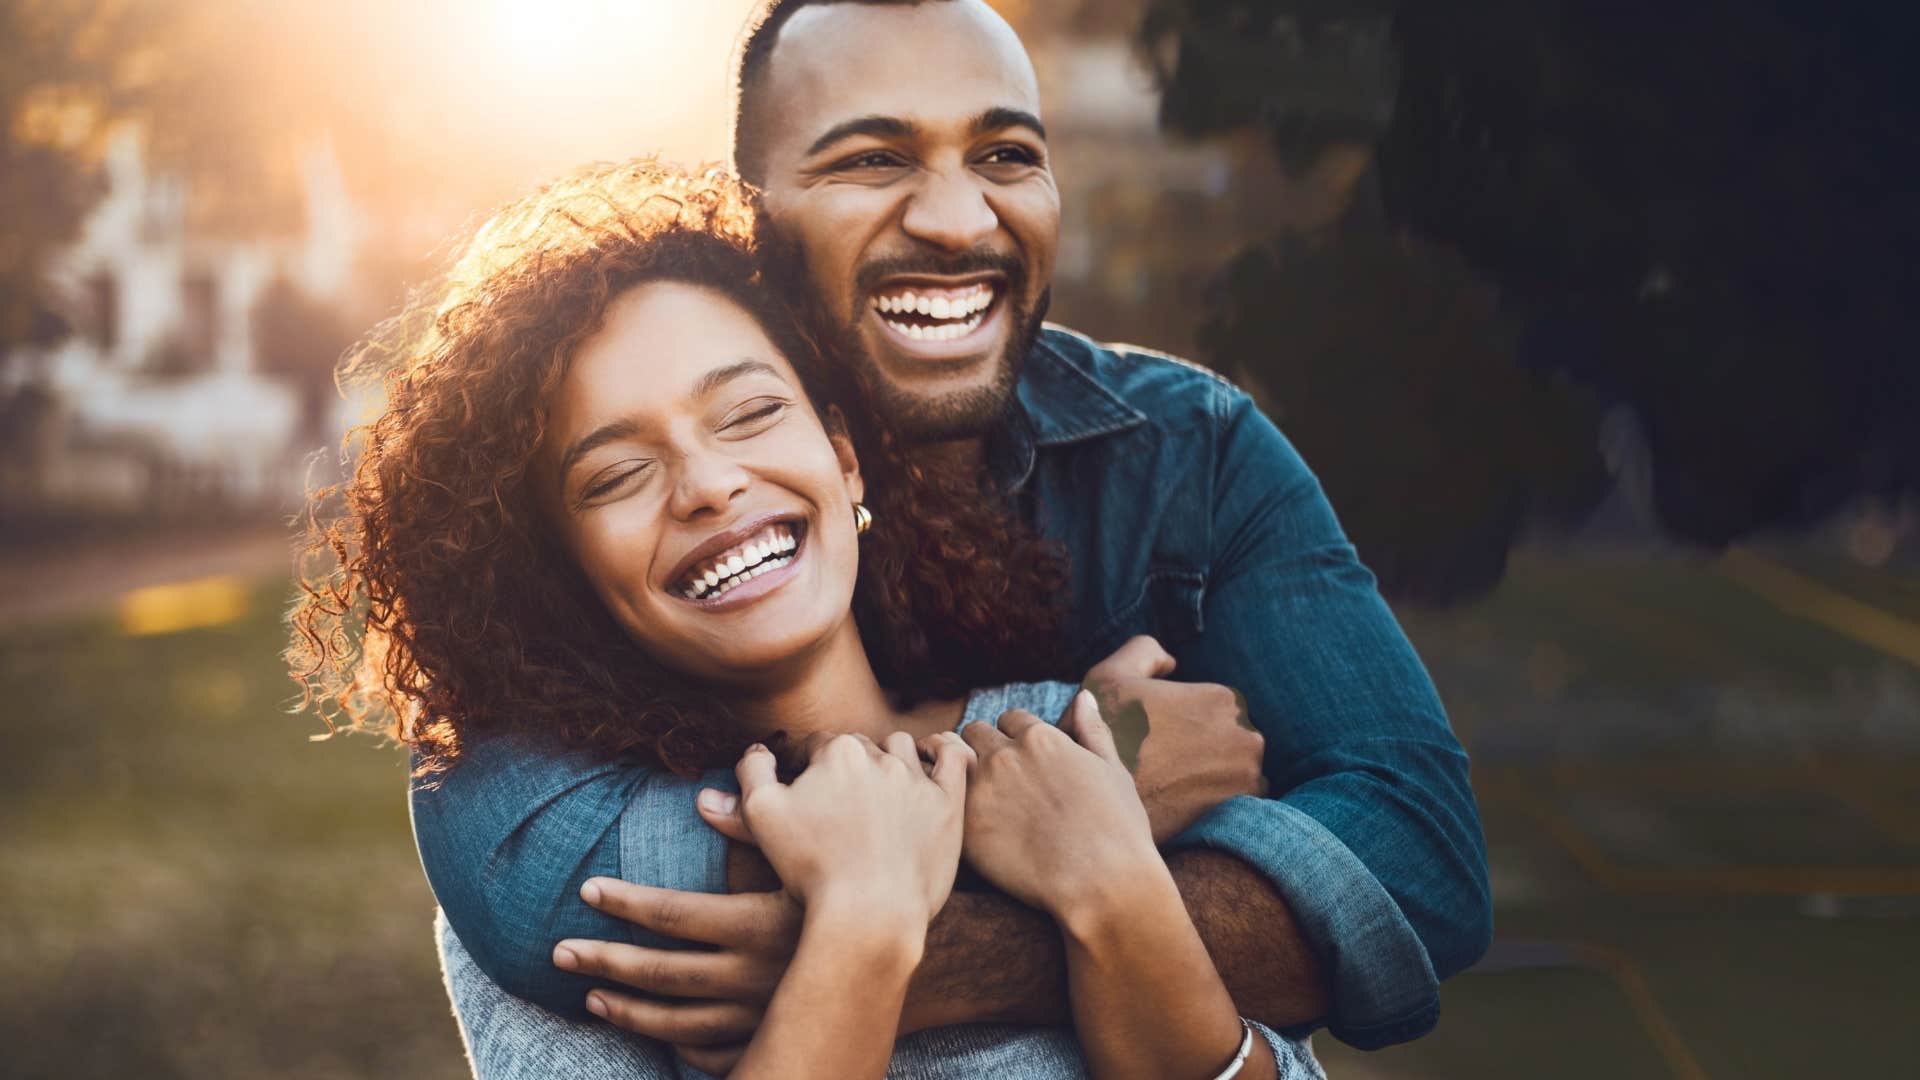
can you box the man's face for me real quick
[752,0,1060,441]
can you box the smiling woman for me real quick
[287,158,1068,778]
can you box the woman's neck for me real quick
[724,619,959,745]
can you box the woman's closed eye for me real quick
[721,397,791,435]
[577,460,655,505]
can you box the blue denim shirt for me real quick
[412,325,1490,1051]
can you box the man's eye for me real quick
[835,150,904,171]
[981,145,1041,167]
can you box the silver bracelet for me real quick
[1207,1018,1255,1080]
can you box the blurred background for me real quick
[2,0,1915,1076]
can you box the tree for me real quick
[0,0,171,352]
[1143,0,1920,589]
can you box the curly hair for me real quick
[289,160,1068,779]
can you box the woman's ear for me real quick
[824,405,865,506]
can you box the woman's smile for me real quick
[670,517,809,611]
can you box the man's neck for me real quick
[912,436,987,475]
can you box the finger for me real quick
[554,938,764,999]
[994,708,1048,742]
[1062,688,1122,764]
[696,787,755,846]
[847,732,888,760]
[586,989,758,1045]
[735,743,779,798]
[580,879,797,949]
[884,730,919,768]
[1088,634,1177,681]
[677,1043,747,1077]
[926,731,974,799]
[960,717,1010,759]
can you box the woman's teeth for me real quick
[681,529,798,600]
[870,283,995,342]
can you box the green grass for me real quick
[0,586,466,1079]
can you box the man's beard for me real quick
[762,229,1049,444]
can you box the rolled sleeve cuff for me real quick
[1167,794,1439,1049]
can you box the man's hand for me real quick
[1080,635,1267,844]
[554,877,799,1076]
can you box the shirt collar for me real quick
[987,327,1149,493]
[1015,328,1149,447]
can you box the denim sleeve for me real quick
[1161,387,1492,1050]
[409,731,729,1021]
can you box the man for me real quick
[415,0,1489,1070]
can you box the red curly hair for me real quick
[289,160,1067,778]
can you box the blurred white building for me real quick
[2,126,362,513]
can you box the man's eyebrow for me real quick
[971,106,1047,143]
[805,115,919,157]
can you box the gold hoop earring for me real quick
[853,502,873,535]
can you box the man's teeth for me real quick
[869,283,996,340]
[681,528,799,600]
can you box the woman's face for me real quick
[539,281,865,683]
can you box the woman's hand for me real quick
[947,691,1163,921]
[737,731,971,935]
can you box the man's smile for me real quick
[862,275,1010,362]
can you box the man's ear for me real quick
[824,405,865,506]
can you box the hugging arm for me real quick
[409,730,729,1021]
[1161,387,1493,1047]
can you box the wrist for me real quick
[803,893,929,970]
[1053,854,1182,946]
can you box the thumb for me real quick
[1062,689,1122,765]
[696,787,757,847]
[1086,635,1176,682]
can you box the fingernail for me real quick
[1076,688,1097,712]
[699,788,738,815]
[586,992,607,1017]
[747,743,767,754]
[580,879,602,905]
[554,944,579,969]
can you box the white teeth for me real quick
[930,297,951,319]
[726,554,745,575]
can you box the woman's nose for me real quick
[667,452,751,520]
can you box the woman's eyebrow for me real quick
[558,360,786,483]
[690,358,786,400]
[557,417,641,482]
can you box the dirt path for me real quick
[0,523,298,625]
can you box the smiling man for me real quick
[414,0,1489,1074]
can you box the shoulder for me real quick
[1036,324,1247,434]
[957,681,1079,729]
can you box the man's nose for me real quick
[668,451,750,520]
[900,168,998,252]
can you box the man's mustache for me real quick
[854,250,1027,297]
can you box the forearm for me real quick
[1167,848,1328,1029]
[901,852,1324,1034]
[902,886,1069,1031]
[733,905,920,1080]
[1061,865,1276,1080]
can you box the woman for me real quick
[291,160,1317,1078]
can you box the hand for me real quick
[1081,636,1267,843]
[556,879,799,1075]
[738,732,969,924]
[950,691,1162,919]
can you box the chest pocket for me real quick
[1078,567,1206,669]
